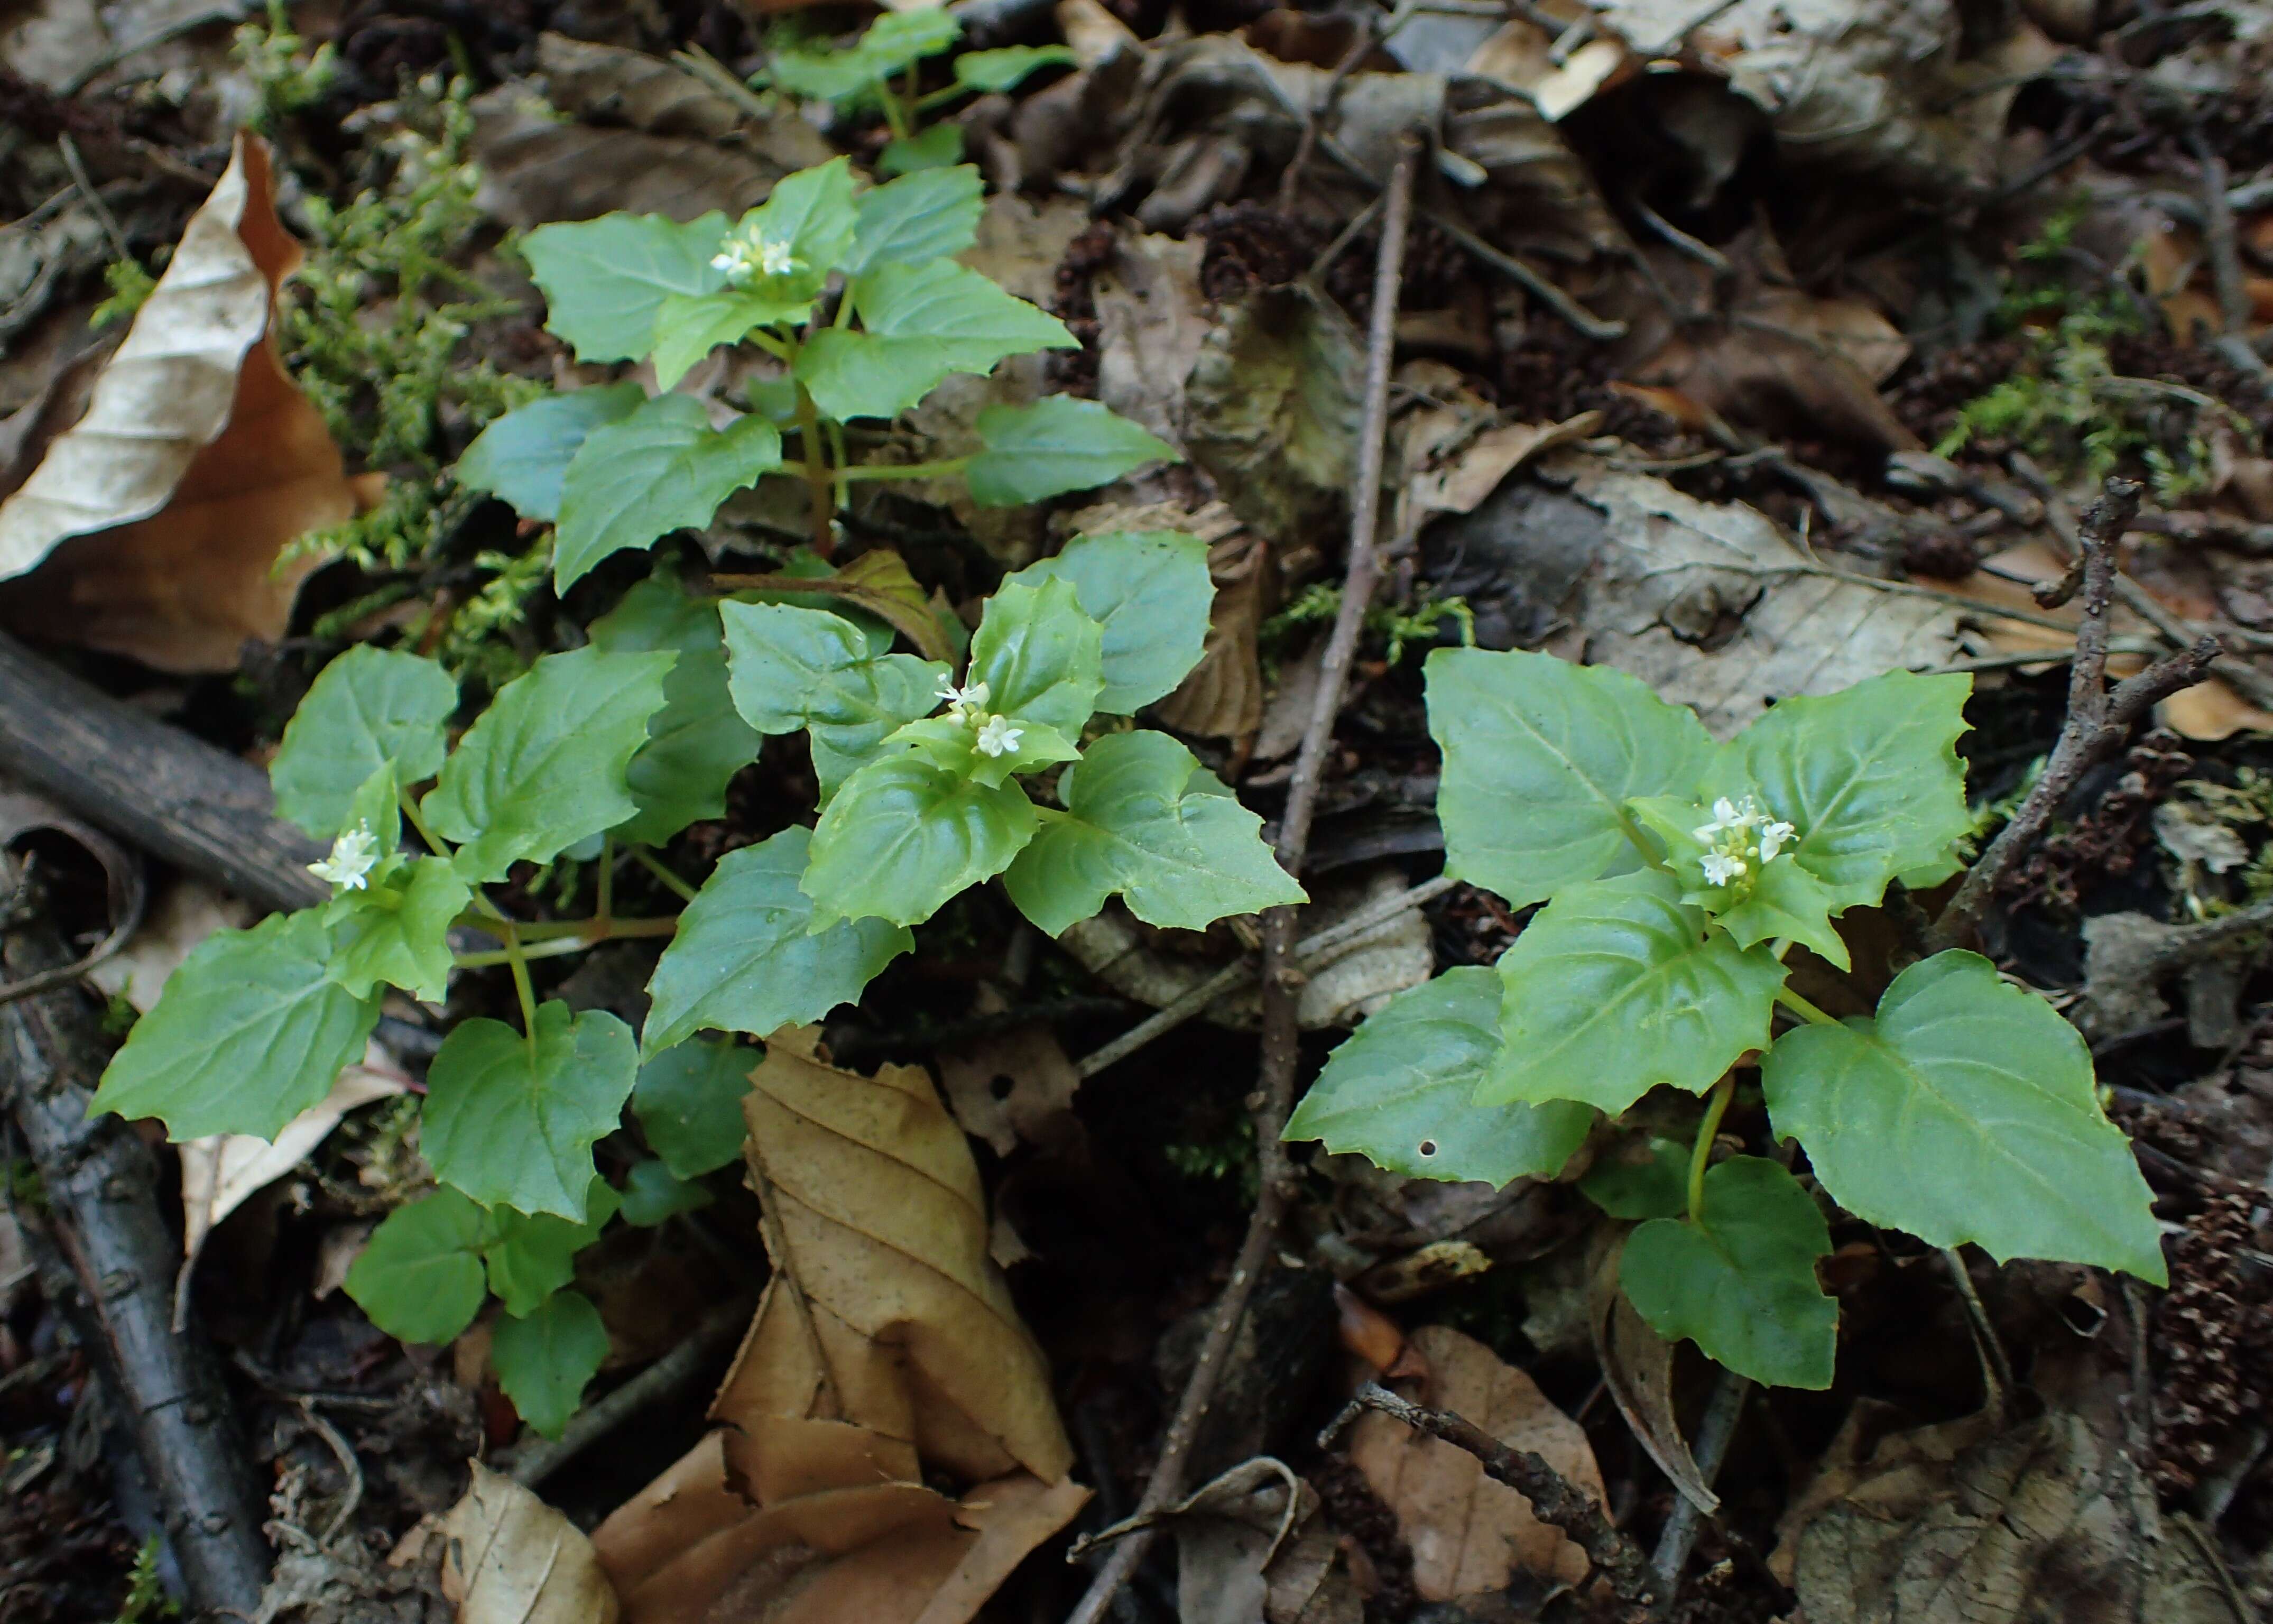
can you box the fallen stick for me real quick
[1,850,271,1613]
[1321,1381,1655,1618]
[1062,135,1422,1624]
[1932,478,2220,951]
[0,630,326,914]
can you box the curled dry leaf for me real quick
[0,135,357,673]
[1348,1325,1605,1604]
[936,1009,1083,1157]
[721,1026,1073,1487]
[588,1031,1084,1622]
[442,1463,621,1624]
[1184,285,1363,546]
[1590,1233,1718,1515]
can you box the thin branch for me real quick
[1649,1369,1748,1599]
[1932,478,2220,950]
[1322,1381,1655,1616]
[1061,135,1423,1624]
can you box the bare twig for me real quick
[1062,136,1422,1624]
[2009,453,2273,709]
[498,1296,752,1487]
[1932,478,2220,951]
[1649,1369,1748,1599]
[1071,872,1458,1079]
[1322,1381,1655,1616]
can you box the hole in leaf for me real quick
[1418,1140,1437,1157]
[990,1074,1015,1101]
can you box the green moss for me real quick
[89,257,158,329]
[1260,582,1475,671]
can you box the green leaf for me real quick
[1005,531,1213,713]
[422,647,674,883]
[1425,647,1714,910]
[589,575,760,845]
[1003,731,1302,935]
[456,384,646,524]
[1713,670,1973,915]
[343,1188,491,1345]
[492,1290,608,1438]
[324,855,470,1003]
[878,123,964,176]
[1761,951,2165,1282]
[1482,868,1782,1115]
[620,1158,713,1225]
[650,290,814,391]
[1282,966,1590,1187]
[420,1002,640,1220]
[520,213,727,363]
[771,11,960,101]
[967,575,1104,735]
[270,646,456,839]
[483,1179,621,1316]
[90,911,381,1141]
[800,260,1074,422]
[554,395,783,591]
[642,828,912,1056]
[1622,1157,1836,1388]
[804,757,1038,928]
[631,1035,754,1170]
[738,155,858,279]
[1579,1136,1690,1220]
[966,396,1180,507]
[719,601,947,797]
[845,165,983,278]
[954,43,1075,91]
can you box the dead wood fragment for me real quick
[0,630,326,914]
[0,848,271,1614]
[1932,478,2222,952]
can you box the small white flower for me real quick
[710,226,801,288]
[1758,819,1797,862]
[310,822,379,890]
[1699,851,1747,887]
[937,678,991,719]
[974,715,1024,758]
[756,236,798,278]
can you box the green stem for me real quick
[498,918,541,1059]
[1775,986,1841,1028]
[398,789,453,859]
[827,418,852,512]
[788,369,836,558]
[630,846,701,905]
[1687,1072,1735,1224]
[597,835,615,933]
[455,936,595,969]
[745,327,790,359]
[912,83,969,114]
[839,457,973,483]
[879,86,912,141]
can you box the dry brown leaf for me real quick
[592,1434,1086,1624]
[0,135,353,672]
[1407,412,1604,524]
[1773,1400,2246,1623]
[442,1464,621,1624]
[719,1026,1073,1487]
[1078,1457,1362,1624]
[1091,227,1211,450]
[1589,1235,1717,1515]
[1158,528,1272,739]
[1185,285,1364,545]
[936,1010,1083,1157]
[1349,1325,1604,1602]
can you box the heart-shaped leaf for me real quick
[803,756,1038,928]
[1762,951,2165,1282]
[270,645,456,838]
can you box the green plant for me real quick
[109,1536,179,1624]
[463,157,1174,581]
[1285,649,2164,1389]
[88,176,1293,1427]
[760,11,1073,174]
[1261,580,1474,668]
[233,0,337,129]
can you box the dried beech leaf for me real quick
[1349,1325,1604,1601]
[1156,528,1270,740]
[937,1015,1083,1156]
[0,135,353,672]
[1185,285,1363,544]
[1590,1234,1717,1514]
[442,1463,621,1624]
[717,1027,1074,1485]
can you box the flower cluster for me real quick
[935,679,1025,759]
[310,822,380,890]
[710,224,800,289]
[1692,796,1796,891]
